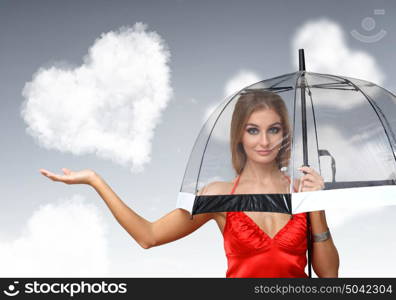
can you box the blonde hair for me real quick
[230,90,291,175]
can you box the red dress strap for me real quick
[230,175,241,195]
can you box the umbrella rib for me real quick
[305,81,323,178]
[308,84,357,91]
[344,78,396,166]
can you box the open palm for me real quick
[39,168,96,185]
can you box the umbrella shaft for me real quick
[300,74,309,166]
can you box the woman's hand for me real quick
[298,166,325,192]
[39,168,97,185]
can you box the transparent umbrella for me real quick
[176,49,396,277]
[176,49,396,217]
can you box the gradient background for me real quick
[1,0,395,277]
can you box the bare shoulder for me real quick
[197,180,233,196]
[196,180,234,223]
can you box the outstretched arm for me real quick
[91,173,214,248]
[40,168,214,249]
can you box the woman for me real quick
[40,90,339,278]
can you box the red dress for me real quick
[223,174,308,278]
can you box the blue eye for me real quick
[269,127,281,134]
[247,127,259,135]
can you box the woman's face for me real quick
[241,108,284,165]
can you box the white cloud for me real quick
[292,19,385,84]
[202,70,261,138]
[0,195,109,276]
[21,23,173,173]
[223,70,261,98]
[205,70,261,123]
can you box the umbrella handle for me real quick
[318,149,337,184]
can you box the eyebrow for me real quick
[245,122,282,127]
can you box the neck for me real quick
[240,160,281,184]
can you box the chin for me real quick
[246,151,279,164]
[253,155,276,164]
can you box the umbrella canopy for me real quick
[176,50,396,216]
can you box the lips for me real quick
[256,150,272,156]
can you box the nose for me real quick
[259,132,270,147]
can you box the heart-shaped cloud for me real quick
[21,23,172,172]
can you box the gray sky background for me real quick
[1,0,395,277]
